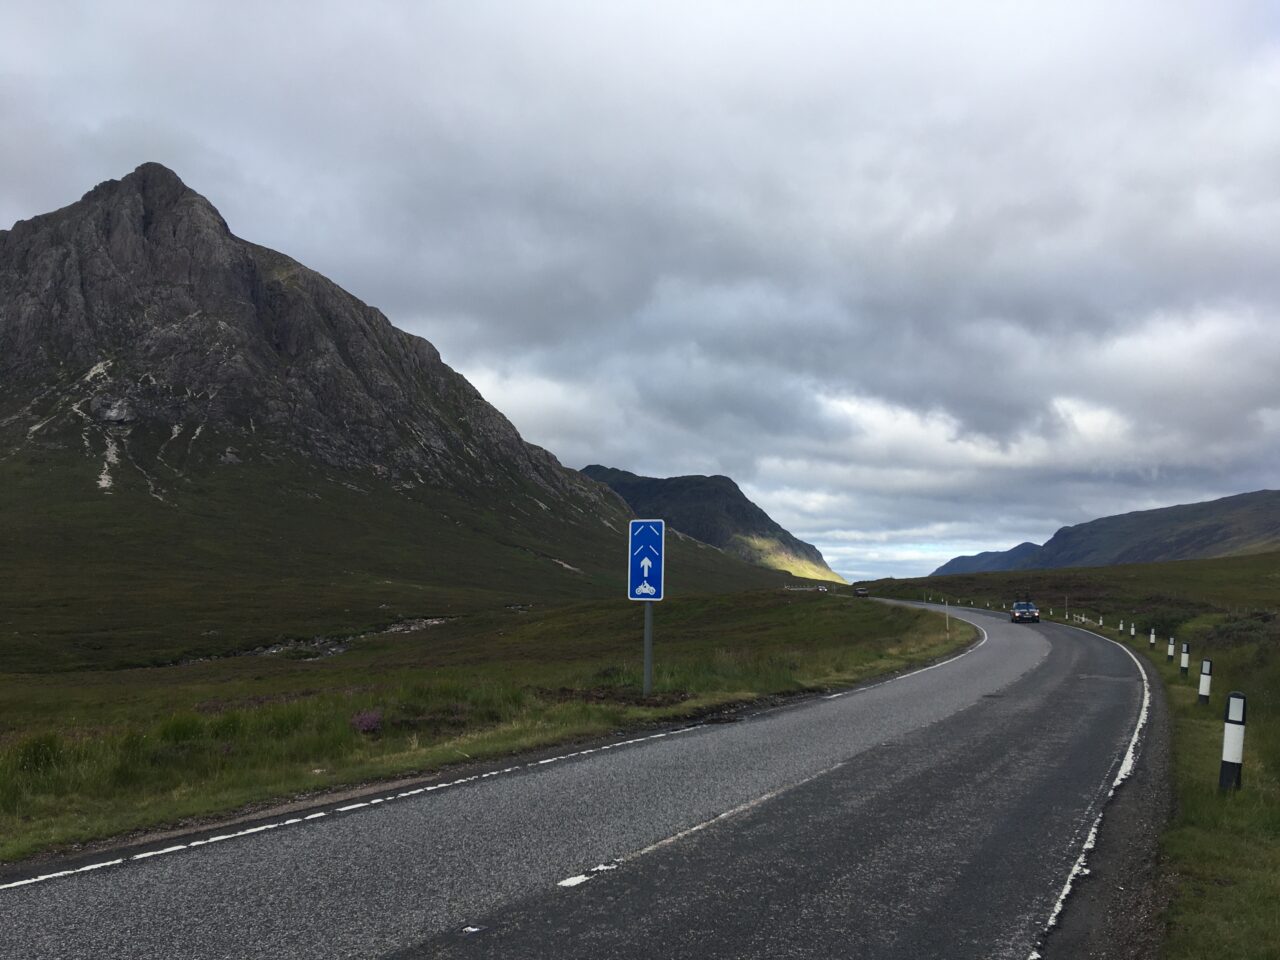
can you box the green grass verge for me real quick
[0,591,971,863]
[1102,619,1279,960]
[868,556,1280,959]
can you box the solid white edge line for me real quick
[1026,620,1151,960]
[0,725,701,893]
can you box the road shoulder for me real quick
[1041,650,1173,958]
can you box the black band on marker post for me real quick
[1218,692,1246,792]
[1198,659,1212,705]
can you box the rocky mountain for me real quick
[0,162,611,501]
[0,164,789,670]
[932,489,1280,576]
[580,465,844,583]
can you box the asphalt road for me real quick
[1,607,1147,960]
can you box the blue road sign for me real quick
[628,519,665,601]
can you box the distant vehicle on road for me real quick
[854,587,870,597]
[1010,601,1040,623]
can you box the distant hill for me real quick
[0,163,789,671]
[934,542,1043,575]
[581,465,844,583]
[933,490,1280,576]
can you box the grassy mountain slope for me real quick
[934,489,1280,576]
[0,448,789,673]
[581,465,844,583]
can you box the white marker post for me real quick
[1149,628,1156,648]
[1180,642,1190,676]
[1219,692,1246,792]
[1167,636,1176,662]
[1130,622,1135,638]
[1119,619,1124,632]
[1198,659,1212,705]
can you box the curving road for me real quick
[0,607,1148,959]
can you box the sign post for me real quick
[628,519,665,696]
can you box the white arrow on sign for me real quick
[640,556,653,576]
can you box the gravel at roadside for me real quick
[1041,651,1173,958]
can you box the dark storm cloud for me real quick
[4,1,1280,577]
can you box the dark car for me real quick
[854,587,870,597]
[1010,601,1040,623]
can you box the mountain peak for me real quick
[123,160,189,192]
[0,165,620,510]
[78,161,194,210]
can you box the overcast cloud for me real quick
[4,1,1280,579]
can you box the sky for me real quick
[4,1,1280,580]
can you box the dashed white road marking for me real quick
[130,845,186,861]
[0,859,124,890]
[554,759,848,891]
